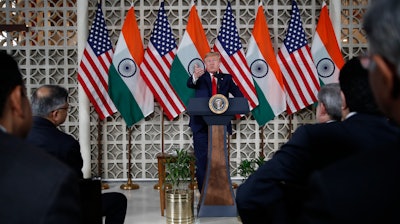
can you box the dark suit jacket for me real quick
[26,116,124,224]
[298,138,400,224]
[0,131,81,223]
[187,72,244,134]
[27,116,83,178]
[236,113,400,224]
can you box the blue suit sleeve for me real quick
[236,125,313,223]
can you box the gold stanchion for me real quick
[121,127,139,190]
[97,120,109,190]
[259,126,265,159]
[102,182,110,190]
[188,181,197,190]
[288,113,293,139]
[120,178,139,190]
[154,109,165,190]
[228,134,238,189]
[154,183,161,190]
[154,182,172,190]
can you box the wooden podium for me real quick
[187,96,249,217]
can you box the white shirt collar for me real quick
[0,124,7,133]
[345,111,357,120]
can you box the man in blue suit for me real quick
[187,51,243,192]
[235,56,400,224]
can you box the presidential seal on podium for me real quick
[209,94,229,114]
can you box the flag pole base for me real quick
[153,182,173,190]
[231,182,238,189]
[101,182,109,190]
[120,179,139,190]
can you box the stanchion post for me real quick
[97,120,109,190]
[121,127,139,190]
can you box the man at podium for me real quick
[187,51,243,192]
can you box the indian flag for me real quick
[311,1,344,85]
[108,6,154,127]
[170,3,210,107]
[246,3,286,126]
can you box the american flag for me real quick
[140,1,185,120]
[213,1,259,110]
[77,3,117,120]
[277,0,320,114]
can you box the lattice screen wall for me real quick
[0,0,369,181]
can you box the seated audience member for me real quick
[235,56,400,224]
[297,1,400,223]
[0,51,81,223]
[27,84,127,224]
[315,83,342,123]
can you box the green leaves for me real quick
[237,155,265,182]
[165,149,195,190]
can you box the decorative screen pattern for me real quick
[0,0,369,181]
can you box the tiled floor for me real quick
[102,181,242,224]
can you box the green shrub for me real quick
[165,149,195,191]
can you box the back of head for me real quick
[31,85,69,117]
[339,56,381,115]
[0,51,24,118]
[317,83,342,121]
[363,0,400,81]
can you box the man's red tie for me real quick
[212,75,217,95]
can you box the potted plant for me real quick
[165,149,196,224]
[237,155,265,182]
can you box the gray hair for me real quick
[31,85,69,117]
[363,0,400,80]
[317,83,342,121]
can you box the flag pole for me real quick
[120,126,140,190]
[154,107,166,190]
[97,119,109,189]
[259,126,264,158]
[228,133,238,189]
[288,113,293,139]
[161,109,165,155]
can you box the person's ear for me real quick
[340,91,349,119]
[5,85,32,137]
[319,102,327,115]
[49,109,57,118]
[9,85,25,118]
[372,55,397,97]
[48,109,60,124]
[340,91,347,110]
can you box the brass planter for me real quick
[166,189,194,224]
